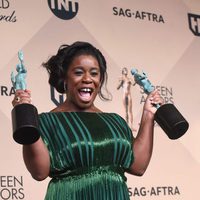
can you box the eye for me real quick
[90,69,99,77]
[74,69,83,76]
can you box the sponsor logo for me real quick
[0,176,25,199]
[188,13,200,36]
[0,85,15,96]
[113,7,165,23]
[50,86,64,106]
[0,0,17,23]
[140,85,174,105]
[47,0,79,20]
[128,186,180,197]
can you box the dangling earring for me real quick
[63,82,67,92]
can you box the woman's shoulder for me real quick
[98,112,128,123]
[38,104,70,117]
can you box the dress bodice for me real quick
[39,112,134,200]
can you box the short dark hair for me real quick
[42,41,111,100]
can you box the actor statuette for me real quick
[131,68,189,139]
[11,51,40,144]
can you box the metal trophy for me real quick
[131,68,189,140]
[11,51,40,144]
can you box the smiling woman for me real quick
[62,54,101,111]
[11,41,163,200]
[42,42,111,112]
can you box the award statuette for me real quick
[131,68,189,140]
[11,51,40,144]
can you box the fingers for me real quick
[148,89,164,106]
[12,89,32,107]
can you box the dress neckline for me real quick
[40,111,116,115]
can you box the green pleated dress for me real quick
[39,112,134,200]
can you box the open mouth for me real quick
[78,88,94,101]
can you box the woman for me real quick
[12,41,163,200]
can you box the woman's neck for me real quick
[51,100,102,113]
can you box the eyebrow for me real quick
[73,66,100,70]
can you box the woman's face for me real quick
[65,54,101,111]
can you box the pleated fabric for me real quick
[39,112,134,200]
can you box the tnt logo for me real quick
[48,0,79,20]
[188,13,200,36]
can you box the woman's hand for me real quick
[143,89,164,116]
[12,89,32,107]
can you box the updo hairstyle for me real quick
[42,41,111,100]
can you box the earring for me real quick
[63,82,67,92]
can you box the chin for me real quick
[77,102,94,111]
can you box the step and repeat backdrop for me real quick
[0,0,200,199]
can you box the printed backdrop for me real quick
[0,0,200,199]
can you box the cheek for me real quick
[94,77,101,87]
[95,79,101,91]
[66,77,80,87]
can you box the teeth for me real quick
[80,88,92,92]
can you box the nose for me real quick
[82,73,92,83]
